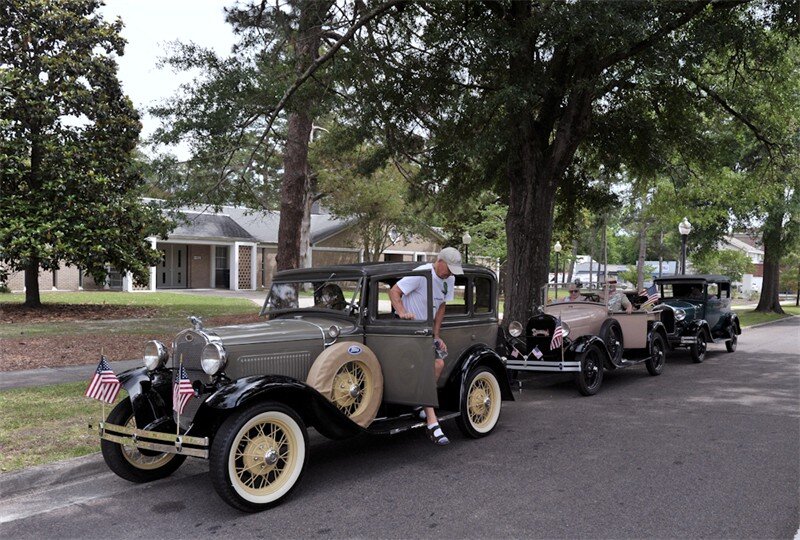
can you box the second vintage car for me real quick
[499,285,670,395]
[91,262,513,512]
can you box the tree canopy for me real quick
[0,0,169,306]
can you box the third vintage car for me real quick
[653,274,742,362]
[499,285,670,395]
[91,262,513,512]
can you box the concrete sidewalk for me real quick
[0,359,142,391]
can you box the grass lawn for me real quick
[0,382,125,473]
[734,305,800,327]
[0,291,258,338]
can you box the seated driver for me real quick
[314,283,346,311]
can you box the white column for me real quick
[251,243,257,290]
[148,237,157,291]
[210,246,216,289]
[123,272,134,292]
[232,242,240,291]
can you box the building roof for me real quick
[724,235,764,255]
[170,213,256,241]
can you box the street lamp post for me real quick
[678,217,692,275]
[462,231,472,264]
[554,241,562,300]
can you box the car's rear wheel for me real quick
[210,402,308,512]
[101,399,186,483]
[599,319,624,364]
[690,331,707,363]
[306,342,383,427]
[725,325,738,352]
[574,344,604,396]
[645,333,666,376]
[456,366,502,438]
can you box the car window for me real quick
[371,274,432,323]
[444,275,468,317]
[707,283,719,299]
[262,279,361,316]
[473,276,494,314]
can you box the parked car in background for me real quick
[653,274,741,362]
[90,263,513,512]
[498,285,670,396]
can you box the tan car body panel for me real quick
[546,300,660,350]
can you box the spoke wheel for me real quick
[456,367,502,438]
[599,319,624,364]
[331,361,373,417]
[211,403,307,512]
[691,331,707,363]
[306,342,383,427]
[101,399,186,483]
[646,333,666,376]
[575,345,604,396]
[725,326,738,352]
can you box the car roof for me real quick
[273,262,496,281]
[654,274,731,284]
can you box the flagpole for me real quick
[176,354,183,439]
[100,348,105,425]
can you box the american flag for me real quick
[173,365,194,415]
[85,356,121,404]
[550,316,564,350]
[640,284,661,307]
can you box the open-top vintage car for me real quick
[653,274,741,362]
[91,263,513,511]
[499,285,670,395]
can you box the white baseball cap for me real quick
[438,247,464,275]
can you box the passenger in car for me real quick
[562,284,582,302]
[602,278,633,314]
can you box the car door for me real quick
[364,271,438,406]
[705,282,724,332]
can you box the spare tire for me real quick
[599,318,624,364]
[306,342,383,427]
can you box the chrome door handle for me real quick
[414,329,431,335]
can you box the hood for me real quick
[662,299,699,319]
[207,318,331,347]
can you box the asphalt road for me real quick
[1,318,798,539]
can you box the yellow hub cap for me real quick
[467,375,496,429]
[332,361,371,416]
[234,419,296,495]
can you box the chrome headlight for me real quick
[675,308,686,322]
[509,321,523,338]
[143,340,168,371]
[327,325,341,339]
[201,342,227,375]
[561,321,571,338]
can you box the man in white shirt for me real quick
[389,247,463,446]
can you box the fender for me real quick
[686,319,713,341]
[118,367,174,430]
[720,312,742,335]
[440,345,514,411]
[648,321,670,348]
[568,335,612,366]
[195,374,363,440]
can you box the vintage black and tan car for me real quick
[653,274,741,362]
[499,285,670,396]
[91,263,513,511]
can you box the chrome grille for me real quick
[233,351,312,380]
[172,330,210,430]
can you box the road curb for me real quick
[742,314,800,329]
[0,451,105,499]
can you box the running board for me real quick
[367,411,459,436]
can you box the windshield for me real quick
[261,278,362,316]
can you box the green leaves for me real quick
[0,0,170,303]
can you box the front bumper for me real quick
[89,421,209,459]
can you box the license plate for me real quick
[680,336,696,344]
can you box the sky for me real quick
[98,1,237,154]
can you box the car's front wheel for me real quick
[725,324,738,352]
[210,402,308,512]
[574,344,604,396]
[456,366,502,438]
[100,399,186,483]
[690,331,707,363]
[645,333,666,376]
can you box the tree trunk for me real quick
[23,258,42,308]
[636,221,647,290]
[275,0,330,272]
[567,239,577,283]
[755,210,784,313]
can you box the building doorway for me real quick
[215,246,230,289]
[157,244,188,289]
